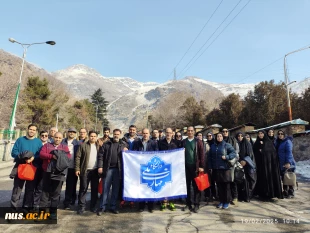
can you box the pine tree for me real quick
[90,88,109,127]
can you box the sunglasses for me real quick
[207,135,212,137]
[237,135,243,137]
[40,135,48,137]
[222,130,228,133]
[278,133,284,135]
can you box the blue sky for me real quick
[1,0,310,84]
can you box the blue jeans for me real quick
[100,168,120,211]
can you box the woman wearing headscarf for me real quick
[174,132,183,148]
[203,133,217,202]
[274,130,296,198]
[245,134,254,147]
[267,129,276,143]
[235,132,257,202]
[208,133,236,209]
[253,130,283,200]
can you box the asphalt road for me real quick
[0,164,309,233]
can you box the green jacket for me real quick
[75,141,99,175]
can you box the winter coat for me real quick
[40,143,71,171]
[97,140,127,179]
[158,139,181,151]
[75,141,100,175]
[133,138,158,151]
[122,133,139,150]
[274,137,296,173]
[208,140,236,170]
[47,150,70,181]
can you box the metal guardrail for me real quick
[0,129,18,140]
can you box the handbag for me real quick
[17,163,37,181]
[283,170,296,186]
[234,162,245,184]
[194,172,210,191]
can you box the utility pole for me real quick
[284,46,310,121]
[173,68,176,81]
[56,113,59,129]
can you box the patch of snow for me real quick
[295,160,310,179]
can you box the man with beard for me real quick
[222,128,240,205]
[122,125,139,150]
[10,124,42,210]
[97,129,128,215]
[98,127,111,146]
[133,128,158,212]
[151,129,160,141]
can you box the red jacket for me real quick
[40,143,71,171]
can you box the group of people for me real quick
[9,123,296,219]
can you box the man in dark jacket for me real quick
[181,126,204,213]
[133,128,158,212]
[62,127,80,209]
[39,132,71,220]
[97,129,128,215]
[75,131,100,214]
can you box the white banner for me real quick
[122,148,187,201]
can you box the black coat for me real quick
[132,138,158,151]
[158,139,181,151]
[97,140,127,178]
[47,150,70,181]
[253,134,283,199]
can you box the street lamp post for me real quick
[4,38,55,161]
[284,46,310,121]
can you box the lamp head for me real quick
[46,41,56,45]
[9,38,16,43]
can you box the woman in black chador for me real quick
[253,130,283,200]
[235,132,257,202]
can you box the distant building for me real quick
[229,123,256,137]
[195,124,222,138]
[246,118,309,137]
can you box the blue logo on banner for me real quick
[140,156,172,193]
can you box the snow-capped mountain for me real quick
[290,77,310,95]
[52,64,309,129]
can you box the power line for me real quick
[178,0,251,79]
[166,0,224,81]
[165,1,224,82]
[176,0,244,79]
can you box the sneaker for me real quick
[148,208,154,213]
[130,202,135,208]
[193,205,199,213]
[217,203,223,208]
[169,202,176,211]
[283,190,288,198]
[222,203,229,209]
[231,198,238,205]
[160,203,167,211]
[139,208,144,212]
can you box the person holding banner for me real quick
[97,129,128,215]
[133,128,158,212]
[181,126,204,213]
[158,127,182,211]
